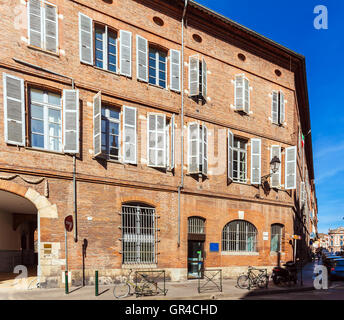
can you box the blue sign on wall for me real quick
[210,243,219,252]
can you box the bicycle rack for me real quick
[198,269,223,294]
[134,270,168,297]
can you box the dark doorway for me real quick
[187,240,204,279]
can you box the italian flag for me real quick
[301,134,305,147]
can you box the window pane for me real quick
[49,137,61,151]
[109,109,120,119]
[95,50,103,61]
[31,105,43,119]
[49,123,61,137]
[159,79,166,88]
[31,119,44,134]
[30,89,44,103]
[48,108,61,123]
[48,92,61,106]
[109,135,119,148]
[32,134,44,148]
[109,122,119,135]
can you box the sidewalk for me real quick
[0,262,317,300]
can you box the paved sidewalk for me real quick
[0,262,317,300]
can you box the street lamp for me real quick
[261,156,281,181]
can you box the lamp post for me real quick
[261,156,281,183]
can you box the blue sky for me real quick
[195,0,344,233]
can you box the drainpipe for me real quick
[177,0,188,247]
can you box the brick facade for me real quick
[0,0,317,287]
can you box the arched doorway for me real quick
[0,190,38,282]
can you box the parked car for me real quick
[330,258,344,280]
[323,256,341,271]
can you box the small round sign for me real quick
[64,215,74,232]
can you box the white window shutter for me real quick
[165,121,169,169]
[123,106,137,164]
[285,146,297,189]
[170,114,175,169]
[202,125,208,175]
[63,89,79,154]
[28,0,42,48]
[3,73,25,146]
[270,145,281,188]
[147,113,166,168]
[251,138,261,185]
[188,122,200,174]
[279,91,285,124]
[201,58,207,99]
[93,91,101,157]
[170,50,181,92]
[120,30,132,77]
[271,91,278,124]
[44,2,58,53]
[244,77,250,114]
[189,55,199,96]
[79,12,93,65]
[235,75,244,111]
[228,129,234,181]
[136,35,148,82]
[300,181,305,206]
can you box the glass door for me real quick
[187,241,204,279]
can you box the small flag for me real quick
[301,134,305,147]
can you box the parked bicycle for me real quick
[113,269,158,298]
[237,266,269,290]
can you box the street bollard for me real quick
[95,271,99,296]
[65,271,69,294]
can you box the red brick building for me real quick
[0,0,317,287]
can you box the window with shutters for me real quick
[271,224,284,253]
[234,74,250,114]
[188,55,207,100]
[28,0,59,54]
[222,220,258,253]
[271,91,285,126]
[29,88,62,152]
[94,25,117,72]
[232,138,247,183]
[101,105,121,161]
[149,46,167,89]
[188,123,208,175]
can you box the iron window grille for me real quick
[188,217,205,234]
[271,224,284,252]
[121,204,158,264]
[222,220,257,252]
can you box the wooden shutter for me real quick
[44,2,58,53]
[285,146,297,189]
[279,91,285,124]
[270,145,281,188]
[235,75,244,111]
[63,89,79,154]
[79,13,93,65]
[251,138,261,185]
[300,181,305,207]
[202,125,208,175]
[93,91,101,157]
[3,73,25,146]
[271,91,278,124]
[136,35,148,82]
[170,50,181,92]
[189,55,199,96]
[120,30,132,77]
[228,129,234,181]
[188,122,200,174]
[244,77,250,114]
[123,106,137,164]
[201,58,207,99]
[170,114,175,169]
[28,0,42,48]
[147,113,166,168]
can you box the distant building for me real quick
[328,227,344,252]
[318,233,330,250]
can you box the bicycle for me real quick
[237,266,269,290]
[113,269,158,298]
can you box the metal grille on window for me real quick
[222,220,257,252]
[121,204,158,264]
[271,224,283,252]
[188,217,205,234]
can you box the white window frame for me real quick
[148,46,167,89]
[28,0,59,53]
[29,88,62,152]
[232,138,247,183]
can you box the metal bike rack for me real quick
[134,270,168,297]
[198,269,223,294]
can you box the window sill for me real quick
[270,251,285,256]
[27,45,60,58]
[93,66,120,77]
[232,180,248,185]
[143,80,167,91]
[25,146,65,156]
[221,252,259,256]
